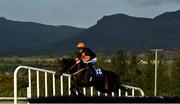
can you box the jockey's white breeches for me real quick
[86,57,97,64]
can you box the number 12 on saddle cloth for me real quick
[95,68,103,77]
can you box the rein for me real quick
[67,63,85,75]
[71,68,85,75]
[68,63,77,71]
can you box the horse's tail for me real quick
[113,72,127,92]
[106,71,125,91]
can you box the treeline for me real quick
[1,50,180,97]
[96,49,180,96]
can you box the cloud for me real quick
[125,0,180,6]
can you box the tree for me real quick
[170,51,180,95]
[109,49,127,83]
[141,51,154,96]
[96,48,108,69]
[126,51,142,87]
[154,52,172,96]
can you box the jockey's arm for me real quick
[75,57,80,64]
[75,57,79,61]
[82,56,90,63]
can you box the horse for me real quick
[54,57,127,96]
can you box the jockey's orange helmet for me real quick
[77,42,85,49]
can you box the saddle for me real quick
[89,66,103,78]
[88,68,103,82]
[84,64,103,81]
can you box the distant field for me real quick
[0,101,26,104]
[0,55,59,63]
[0,97,27,104]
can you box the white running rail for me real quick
[14,66,145,104]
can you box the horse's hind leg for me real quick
[70,86,84,96]
[76,87,85,96]
[113,77,127,96]
[70,84,77,96]
[70,88,76,96]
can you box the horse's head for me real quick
[55,57,76,79]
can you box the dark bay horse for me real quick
[54,57,126,96]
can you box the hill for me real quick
[35,10,180,55]
[0,17,85,55]
[1,10,180,55]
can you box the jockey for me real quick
[75,41,97,79]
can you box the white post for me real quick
[98,91,100,96]
[90,87,93,96]
[45,72,48,97]
[125,91,128,96]
[118,89,121,96]
[36,71,40,97]
[132,89,135,97]
[60,76,63,96]
[27,87,31,104]
[112,92,115,97]
[83,88,86,95]
[27,87,31,98]
[150,49,163,96]
[28,69,32,98]
[68,76,71,95]
[53,74,56,96]
[14,66,20,104]
[155,51,157,96]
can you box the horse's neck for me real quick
[65,58,76,67]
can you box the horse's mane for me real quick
[61,55,87,70]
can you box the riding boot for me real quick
[86,64,94,81]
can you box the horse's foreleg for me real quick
[70,88,76,96]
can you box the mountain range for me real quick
[0,17,84,55]
[0,10,180,55]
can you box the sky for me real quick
[0,0,180,28]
